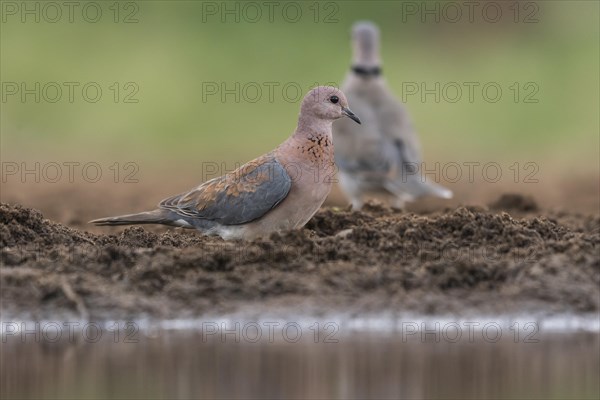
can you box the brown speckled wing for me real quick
[159,154,291,225]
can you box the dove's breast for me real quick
[217,134,335,239]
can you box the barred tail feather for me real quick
[89,209,172,226]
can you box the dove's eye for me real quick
[329,96,339,104]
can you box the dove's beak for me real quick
[342,107,361,124]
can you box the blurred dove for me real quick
[91,86,361,240]
[333,21,452,209]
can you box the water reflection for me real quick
[2,330,598,399]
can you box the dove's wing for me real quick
[334,86,396,179]
[159,154,292,225]
[375,88,452,199]
[376,88,422,166]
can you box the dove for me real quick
[90,86,361,240]
[332,21,452,209]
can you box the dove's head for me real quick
[352,21,380,68]
[300,86,361,125]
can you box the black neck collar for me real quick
[351,65,382,77]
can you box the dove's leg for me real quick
[338,172,365,210]
[350,197,365,210]
[392,194,410,209]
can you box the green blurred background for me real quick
[1,0,599,214]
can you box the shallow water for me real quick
[2,317,599,399]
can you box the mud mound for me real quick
[490,193,539,212]
[1,200,598,320]
[0,203,96,248]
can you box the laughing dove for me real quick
[332,21,452,209]
[91,86,361,240]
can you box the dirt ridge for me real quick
[1,198,598,320]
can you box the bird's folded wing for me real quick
[336,156,391,175]
[159,154,292,225]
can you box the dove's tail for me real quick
[386,178,453,201]
[89,209,177,227]
[422,181,453,199]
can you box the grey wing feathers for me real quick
[159,156,292,225]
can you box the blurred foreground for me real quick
[2,329,599,399]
